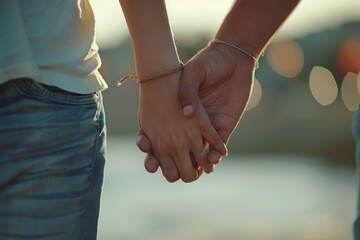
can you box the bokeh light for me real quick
[89,2,359,240]
[341,72,360,112]
[266,39,304,78]
[246,78,262,111]
[338,36,360,76]
[309,66,338,106]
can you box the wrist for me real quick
[138,71,181,106]
[120,0,181,76]
[207,40,257,70]
[118,63,183,86]
[209,38,259,69]
[134,49,181,77]
[215,32,264,61]
[117,62,184,86]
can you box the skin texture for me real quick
[135,0,301,180]
[138,71,227,182]
[139,44,254,173]
[119,0,227,182]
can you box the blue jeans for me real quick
[0,78,106,240]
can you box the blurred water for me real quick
[98,137,357,240]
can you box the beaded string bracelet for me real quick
[117,63,184,86]
[118,38,260,86]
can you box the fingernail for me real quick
[182,105,193,116]
[209,151,222,164]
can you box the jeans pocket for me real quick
[13,78,101,106]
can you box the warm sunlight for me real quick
[246,78,262,111]
[90,0,360,49]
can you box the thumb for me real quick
[178,63,203,118]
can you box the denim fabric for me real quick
[354,109,360,240]
[0,78,106,240]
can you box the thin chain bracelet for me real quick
[117,63,184,86]
[209,38,260,69]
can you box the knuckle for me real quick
[137,139,151,153]
[144,155,159,173]
[164,169,180,183]
[181,172,197,183]
[198,160,211,171]
[206,134,225,153]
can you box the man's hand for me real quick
[137,42,255,174]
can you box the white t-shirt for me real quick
[0,0,108,94]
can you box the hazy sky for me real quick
[90,0,360,48]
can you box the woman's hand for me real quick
[138,70,227,183]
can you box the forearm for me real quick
[119,0,180,76]
[216,0,300,59]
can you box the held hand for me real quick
[138,71,227,183]
[138,42,255,172]
[179,43,255,161]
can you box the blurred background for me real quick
[89,0,360,239]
